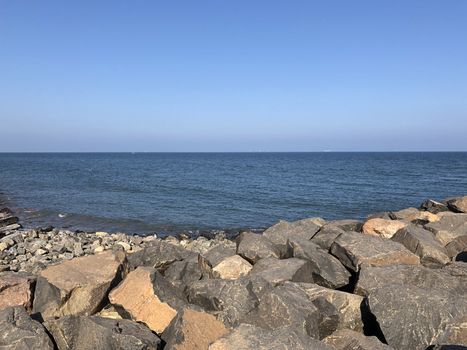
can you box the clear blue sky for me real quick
[1,1,466,151]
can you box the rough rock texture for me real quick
[161,307,229,350]
[355,263,467,296]
[367,285,467,350]
[236,231,280,263]
[392,224,450,267]
[0,306,54,349]
[262,218,321,255]
[420,199,449,213]
[447,196,467,213]
[310,225,346,250]
[33,251,126,319]
[109,266,186,334]
[330,232,419,272]
[446,235,467,259]
[201,242,236,267]
[45,315,161,350]
[324,329,395,350]
[208,323,333,350]
[362,218,407,238]
[392,207,439,223]
[250,257,315,285]
[327,219,363,232]
[287,239,350,288]
[432,315,467,347]
[425,214,467,246]
[296,282,364,331]
[163,259,203,291]
[0,271,36,311]
[212,255,252,280]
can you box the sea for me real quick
[0,152,466,236]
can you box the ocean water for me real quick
[0,152,466,235]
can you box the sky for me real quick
[0,1,466,152]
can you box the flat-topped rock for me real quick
[330,232,419,272]
[250,257,315,285]
[287,239,350,288]
[236,231,280,263]
[208,323,334,350]
[425,213,467,245]
[162,307,229,350]
[109,266,186,334]
[392,224,450,267]
[392,207,439,223]
[0,271,36,311]
[326,219,363,232]
[447,196,467,213]
[362,218,407,238]
[324,329,395,350]
[212,255,252,280]
[0,306,54,349]
[33,251,126,319]
[201,242,236,267]
[420,199,449,213]
[310,225,347,251]
[45,315,161,350]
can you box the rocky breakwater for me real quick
[0,195,466,349]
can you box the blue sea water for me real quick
[0,152,466,235]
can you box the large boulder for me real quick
[212,255,252,280]
[362,218,407,238]
[296,282,364,332]
[0,208,19,228]
[0,306,54,349]
[446,235,467,259]
[392,224,450,267]
[201,242,236,267]
[323,329,395,350]
[447,196,467,213]
[45,315,161,350]
[366,285,467,350]
[287,239,350,289]
[425,214,467,246]
[392,207,439,223]
[262,218,321,255]
[420,199,449,214]
[161,307,229,350]
[355,263,467,297]
[330,232,419,272]
[236,231,280,263]
[310,225,346,250]
[208,323,333,350]
[128,240,197,270]
[326,219,363,232]
[33,251,126,319]
[250,257,315,285]
[0,271,36,311]
[431,315,467,348]
[109,266,186,334]
[163,259,203,291]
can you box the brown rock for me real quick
[212,255,252,280]
[0,272,36,311]
[324,329,395,350]
[162,307,229,350]
[362,218,407,238]
[447,195,467,213]
[32,251,126,319]
[109,266,186,334]
[446,235,467,259]
[392,207,439,223]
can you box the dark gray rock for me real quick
[0,306,54,350]
[311,296,340,339]
[355,263,467,297]
[250,257,315,285]
[201,242,236,267]
[163,259,203,291]
[45,315,161,350]
[420,199,449,213]
[287,239,350,289]
[208,323,334,350]
[392,224,450,267]
[330,232,420,272]
[236,231,280,264]
[446,235,467,259]
[425,214,467,246]
[326,219,363,232]
[324,329,395,349]
[367,285,467,350]
[310,225,346,250]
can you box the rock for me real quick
[310,225,346,250]
[128,240,197,270]
[116,241,131,251]
[446,235,467,258]
[0,306,54,349]
[355,263,467,297]
[212,255,252,280]
[95,231,109,237]
[425,214,467,245]
[362,218,407,238]
[367,285,467,350]
[161,307,229,350]
[432,315,467,348]
[330,232,419,272]
[0,241,8,251]
[201,242,237,267]
[0,214,19,228]
[296,282,364,332]
[324,329,395,349]
[32,251,126,319]
[0,271,36,311]
[262,218,321,255]
[287,239,350,289]
[250,257,315,285]
[326,219,363,232]
[420,199,450,213]
[45,315,161,350]
[0,223,21,233]
[392,207,439,223]
[392,224,450,267]
[447,196,467,213]
[109,266,186,334]
[208,323,333,350]
[96,304,122,320]
[163,259,203,291]
[236,231,280,263]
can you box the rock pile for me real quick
[0,195,466,349]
